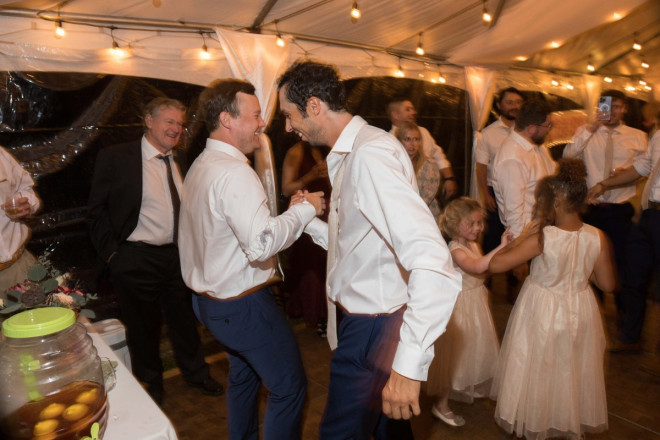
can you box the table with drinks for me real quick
[83,319,178,440]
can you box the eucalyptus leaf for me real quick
[41,278,59,294]
[6,291,22,302]
[72,295,86,306]
[0,303,23,314]
[79,308,96,319]
[26,265,48,281]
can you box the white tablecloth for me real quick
[82,319,178,440]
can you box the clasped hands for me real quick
[290,190,326,216]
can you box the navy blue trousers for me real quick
[192,287,306,440]
[619,209,660,343]
[320,308,414,440]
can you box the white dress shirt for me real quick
[563,123,647,203]
[126,137,183,245]
[306,116,461,381]
[390,125,451,170]
[474,117,513,186]
[492,131,556,237]
[178,138,317,299]
[634,130,660,203]
[0,146,40,262]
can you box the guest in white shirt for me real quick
[278,60,461,439]
[474,87,523,253]
[388,97,458,199]
[0,146,40,292]
[587,114,658,353]
[563,89,647,347]
[492,100,556,239]
[178,79,325,440]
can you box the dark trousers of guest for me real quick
[482,186,506,254]
[619,208,660,343]
[583,202,634,306]
[193,287,306,440]
[108,242,209,389]
[320,308,414,440]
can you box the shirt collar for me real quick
[326,115,367,183]
[496,117,514,131]
[597,122,625,135]
[141,135,171,160]
[204,138,250,163]
[511,130,538,152]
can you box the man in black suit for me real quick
[87,97,222,404]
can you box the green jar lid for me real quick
[2,307,76,338]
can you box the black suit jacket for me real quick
[87,140,187,263]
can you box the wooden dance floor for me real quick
[157,275,660,439]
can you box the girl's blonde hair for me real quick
[440,197,484,241]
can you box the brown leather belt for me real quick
[198,281,273,302]
[0,247,24,271]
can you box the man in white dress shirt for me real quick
[587,108,657,354]
[388,97,458,199]
[474,87,523,253]
[0,146,40,292]
[278,60,461,439]
[563,89,647,348]
[492,99,556,240]
[178,79,325,440]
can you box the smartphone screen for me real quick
[598,96,612,121]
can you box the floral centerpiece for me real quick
[0,251,97,318]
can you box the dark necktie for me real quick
[158,155,180,244]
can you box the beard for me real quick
[501,109,519,121]
[531,133,546,145]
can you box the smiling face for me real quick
[458,210,485,242]
[279,86,326,146]
[144,105,185,153]
[229,92,265,155]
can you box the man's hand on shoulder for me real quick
[381,370,421,420]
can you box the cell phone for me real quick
[598,96,612,121]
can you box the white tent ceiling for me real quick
[0,0,658,102]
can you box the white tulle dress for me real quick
[490,224,608,439]
[426,240,500,402]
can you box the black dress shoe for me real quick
[186,377,224,396]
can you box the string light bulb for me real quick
[110,28,125,57]
[482,0,492,23]
[438,73,446,84]
[632,34,642,51]
[274,21,285,47]
[587,55,595,72]
[551,79,559,87]
[199,33,210,60]
[604,77,613,83]
[416,33,424,56]
[350,2,361,23]
[641,59,649,69]
[395,58,404,78]
[54,20,65,39]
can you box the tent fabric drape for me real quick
[582,75,603,122]
[464,66,496,202]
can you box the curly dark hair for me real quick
[534,158,588,249]
[198,79,256,132]
[277,60,346,116]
